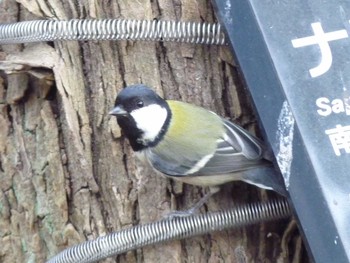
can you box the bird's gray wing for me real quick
[144,135,209,176]
[145,118,286,195]
[146,118,270,176]
[196,118,271,176]
[145,147,195,175]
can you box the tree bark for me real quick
[0,1,310,262]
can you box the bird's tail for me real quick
[240,167,288,196]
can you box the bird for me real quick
[109,84,287,214]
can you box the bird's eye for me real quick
[136,100,144,108]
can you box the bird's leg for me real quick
[165,186,221,218]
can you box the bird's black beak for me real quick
[109,105,128,116]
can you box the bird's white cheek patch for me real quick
[130,104,168,142]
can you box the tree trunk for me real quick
[0,1,310,262]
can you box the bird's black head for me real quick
[112,84,166,113]
[110,84,171,151]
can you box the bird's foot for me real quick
[164,187,220,219]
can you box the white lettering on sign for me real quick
[316,97,350,116]
[291,22,348,78]
[325,124,350,156]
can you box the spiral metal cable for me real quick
[0,19,226,45]
[47,198,291,263]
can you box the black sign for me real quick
[213,1,350,262]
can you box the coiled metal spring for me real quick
[47,198,290,263]
[0,19,226,45]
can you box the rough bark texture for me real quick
[0,1,310,263]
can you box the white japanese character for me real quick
[325,124,350,156]
[291,22,348,78]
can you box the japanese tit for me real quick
[110,84,286,196]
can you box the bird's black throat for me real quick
[117,115,145,151]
